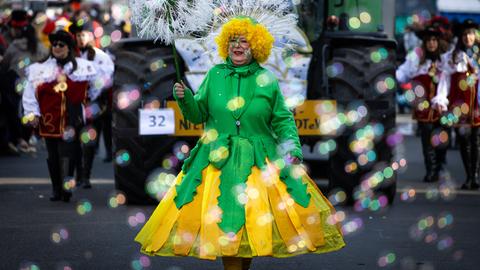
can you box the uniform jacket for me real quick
[433,50,480,126]
[22,57,100,137]
[396,48,443,122]
[79,47,114,91]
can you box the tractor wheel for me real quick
[326,41,397,205]
[110,39,186,204]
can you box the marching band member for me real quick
[22,30,100,201]
[69,20,114,188]
[396,26,448,182]
[432,19,480,190]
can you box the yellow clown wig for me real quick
[215,17,274,63]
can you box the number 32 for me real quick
[149,115,165,127]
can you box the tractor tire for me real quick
[326,39,397,205]
[110,38,186,204]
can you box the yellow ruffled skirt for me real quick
[135,162,345,260]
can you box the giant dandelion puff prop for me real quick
[130,0,214,44]
[129,0,215,80]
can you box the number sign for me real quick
[139,109,175,135]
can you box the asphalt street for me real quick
[1,129,480,270]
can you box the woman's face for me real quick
[425,37,439,53]
[462,29,476,48]
[228,35,252,66]
[51,41,69,59]
[75,31,92,49]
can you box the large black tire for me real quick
[322,36,397,205]
[110,39,187,204]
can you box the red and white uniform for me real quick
[432,50,480,126]
[22,57,100,137]
[79,47,114,91]
[396,48,443,122]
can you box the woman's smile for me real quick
[233,49,244,56]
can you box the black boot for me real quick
[81,145,95,189]
[78,161,92,189]
[75,161,83,187]
[74,142,83,187]
[458,130,473,190]
[60,158,73,202]
[435,145,448,179]
[82,175,92,189]
[47,158,62,201]
[470,129,480,190]
[423,155,438,182]
[471,166,480,190]
[420,124,438,182]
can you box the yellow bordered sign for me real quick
[167,101,205,136]
[166,100,336,136]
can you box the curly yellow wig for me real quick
[215,17,274,63]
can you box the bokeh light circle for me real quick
[145,168,177,201]
[128,210,147,228]
[115,150,131,167]
[108,190,127,208]
[76,199,93,216]
[79,125,98,146]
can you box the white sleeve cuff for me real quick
[431,96,449,107]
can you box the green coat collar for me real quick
[222,57,261,77]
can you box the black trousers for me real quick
[45,137,78,196]
[101,107,112,158]
[418,122,448,177]
[75,115,102,183]
[75,91,113,183]
[96,91,113,158]
[455,127,480,183]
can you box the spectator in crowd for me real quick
[118,20,131,38]
[0,28,7,55]
[403,22,423,53]
[0,9,49,154]
[71,9,102,48]
[32,12,56,48]
[428,15,454,50]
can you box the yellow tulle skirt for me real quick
[135,162,345,260]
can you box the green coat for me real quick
[172,59,310,234]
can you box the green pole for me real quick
[166,1,182,82]
[172,41,182,82]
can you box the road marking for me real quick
[397,188,480,196]
[2,179,480,195]
[0,178,114,185]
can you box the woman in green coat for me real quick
[135,17,345,270]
